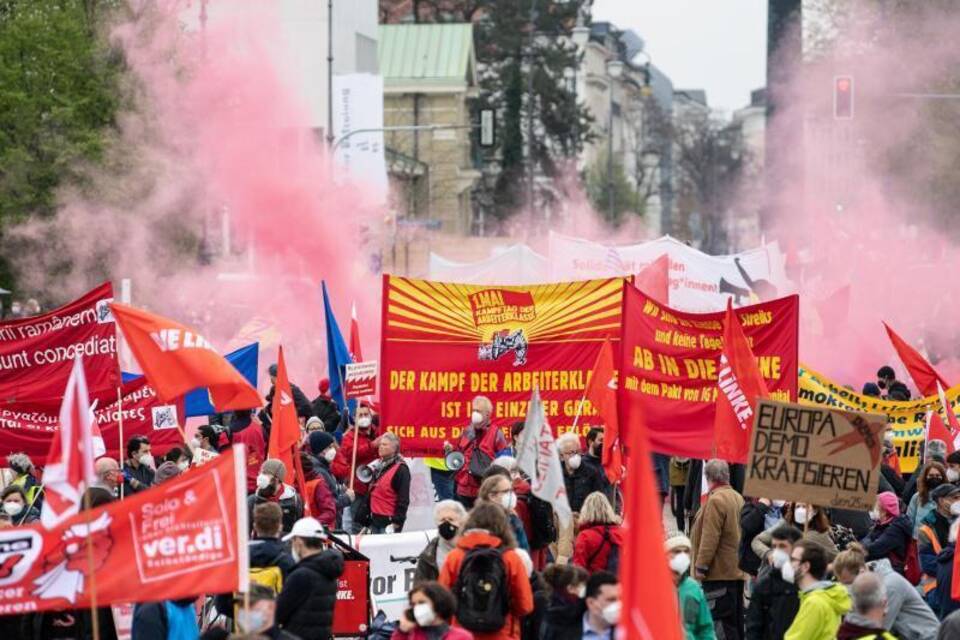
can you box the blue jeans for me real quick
[431,468,456,502]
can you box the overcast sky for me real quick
[592,0,768,114]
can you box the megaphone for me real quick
[718,277,750,301]
[445,451,465,472]
[356,459,383,483]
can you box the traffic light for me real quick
[834,75,854,119]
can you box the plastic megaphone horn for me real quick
[356,459,383,483]
[445,451,465,472]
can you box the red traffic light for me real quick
[834,75,854,119]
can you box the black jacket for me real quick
[582,453,614,501]
[881,463,905,497]
[937,545,959,620]
[122,461,155,495]
[248,487,304,535]
[563,463,607,513]
[744,567,799,640]
[311,395,342,432]
[250,537,297,577]
[414,536,441,585]
[539,593,586,640]
[739,501,773,576]
[276,549,345,640]
[523,572,549,640]
[862,514,912,572]
[263,383,314,422]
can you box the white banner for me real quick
[332,73,387,194]
[547,232,790,312]
[429,244,548,285]
[346,529,437,621]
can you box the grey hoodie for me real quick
[868,558,939,640]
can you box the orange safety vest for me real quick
[918,524,943,594]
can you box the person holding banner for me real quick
[752,503,837,565]
[332,402,381,533]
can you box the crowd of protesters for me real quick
[6,364,960,639]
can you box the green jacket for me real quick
[677,576,715,640]
[784,582,851,640]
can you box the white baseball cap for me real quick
[282,517,327,542]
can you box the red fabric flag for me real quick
[268,346,309,509]
[714,300,769,463]
[619,392,684,640]
[927,411,956,455]
[41,357,103,529]
[349,301,363,362]
[584,339,622,484]
[884,322,949,397]
[110,302,260,411]
[636,253,670,305]
[938,382,960,452]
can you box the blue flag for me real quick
[322,281,354,411]
[122,343,260,417]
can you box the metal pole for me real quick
[526,0,537,216]
[326,0,334,146]
[607,84,615,220]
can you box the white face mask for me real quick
[412,602,436,626]
[291,545,301,563]
[256,473,272,490]
[139,453,155,468]
[772,499,786,508]
[500,491,517,511]
[471,410,484,425]
[189,438,201,450]
[177,460,190,472]
[949,469,960,483]
[781,560,797,584]
[357,416,372,429]
[771,548,790,570]
[2,502,23,517]
[669,552,691,575]
[324,447,338,463]
[793,506,808,525]
[601,601,621,626]
[577,585,587,599]
[950,501,960,516]
[236,609,267,633]
[567,453,582,470]
[869,509,881,522]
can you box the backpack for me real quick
[586,526,620,574]
[454,545,510,632]
[902,537,922,586]
[248,550,286,594]
[525,495,558,549]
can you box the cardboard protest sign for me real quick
[345,361,378,399]
[744,399,887,511]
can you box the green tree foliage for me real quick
[585,148,640,228]
[0,0,122,290]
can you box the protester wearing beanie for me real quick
[862,491,912,575]
[311,378,342,432]
[305,430,352,530]
[248,459,304,535]
[665,531,713,640]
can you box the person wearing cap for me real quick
[248,459,304,535]
[332,402,382,533]
[276,517,345,640]
[366,432,410,533]
[304,430,353,530]
[906,460,947,536]
[665,531,714,640]
[311,378,342,432]
[861,491,912,576]
[918,481,960,609]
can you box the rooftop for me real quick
[378,23,476,92]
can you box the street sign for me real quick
[480,108,496,147]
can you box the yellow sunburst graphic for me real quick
[384,276,625,343]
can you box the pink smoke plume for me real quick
[9,1,383,388]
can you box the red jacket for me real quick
[390,626,474,640]
[332,426,379,495]
[572,523,623,573]
[454,424,508,499]
[439,531,534,640]
[230,421,266,492]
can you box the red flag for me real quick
[268,346,308,507]
[584,339,621,484]
[636,253,670,305]
[884,322,949,397]
[40,357,103,529]
[938,382,960,451]
[110,302,260,411]
[349,301,363,362]
[620,391,684,640]
[714,300,769,463]
[927,411,956,455]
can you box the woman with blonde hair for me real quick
[478,472,530,550]
[572,492,623,573]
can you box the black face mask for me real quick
[927,477,944,490]
[438,521,458,541]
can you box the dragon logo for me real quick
[478,329,528,367]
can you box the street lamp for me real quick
[606,59,624,221]
[571,25,591,49]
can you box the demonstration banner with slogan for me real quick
[548,232,789,312]
[0,283,120,405]
[744,399,887,511]
[0,376,184,464]
[345,361,378,399]
[797,364,960,473]
[0,447,247,616]
[618,284,799,458]
[380,275,624,456]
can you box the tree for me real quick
[0,0,122,291]
[585,149,640,228]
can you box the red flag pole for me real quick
[82,491,101,640]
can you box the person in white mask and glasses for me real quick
[745,524,802,640]
[666,531,715,640]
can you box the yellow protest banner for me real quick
[798,364,960,473]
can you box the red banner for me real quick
[618,285,799,459]
[0,283,120,405]
[0,447,246,615]
[333,559,371,635]
[0,377,185,464]
[380,276,624,456]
